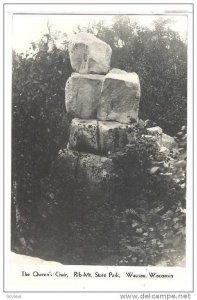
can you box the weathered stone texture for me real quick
[159,146,170,156]
[97,69,141,124]
[162,133,178,150]
[147,126,163,146]
[57,149,114,190]
[68,32,112,74]
[141,135,161,151]
[77,152,114,187]
[98,121,137,154]
[65,73,104,119]
[68,118,98,153]
[68,118,138,155]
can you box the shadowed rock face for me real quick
[65,73,104,119]
[98,121,137,155]
[97,69,141,124]
[68,32,112,74]
[68,118,137,155]
[57,149,114,191]
[56,149,79,180]
[162,133,178,150]
[77,152,114,188]
[68,118,98,153]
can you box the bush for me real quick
[12,33,72,245]
[89,16,187,135]
[32,125,185,265]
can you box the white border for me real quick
[2,2,195,296]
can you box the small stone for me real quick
[147,126,163,146]
[68,32,112,74]
[159,146,170,156]
[131,257,137,263]
[162,133,178,150]
[132,222,139,228]
[97,68,141,124]
[150,166,160,175]
[136,228,143,234]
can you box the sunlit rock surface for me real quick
[97,68,141,124]
[65,73,104,119]
[68,32,112,74]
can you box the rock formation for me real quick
[63,32,175,193]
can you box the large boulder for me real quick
[162,133,178,150]
[98,121,137,155]
[147,126,163,146]
[68,32,112,74]
[65,73,104,119]
[68,118,98,153]
[97,69,141,124]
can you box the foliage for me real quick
[12,32,72,242]
[14,128,185,266]
[12,17,187,265]
[106,129,186,265]
[89,16,187,135]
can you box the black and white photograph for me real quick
[3,2,194,295]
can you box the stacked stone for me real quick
[63,32,141,189]
[61,32,178,191]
